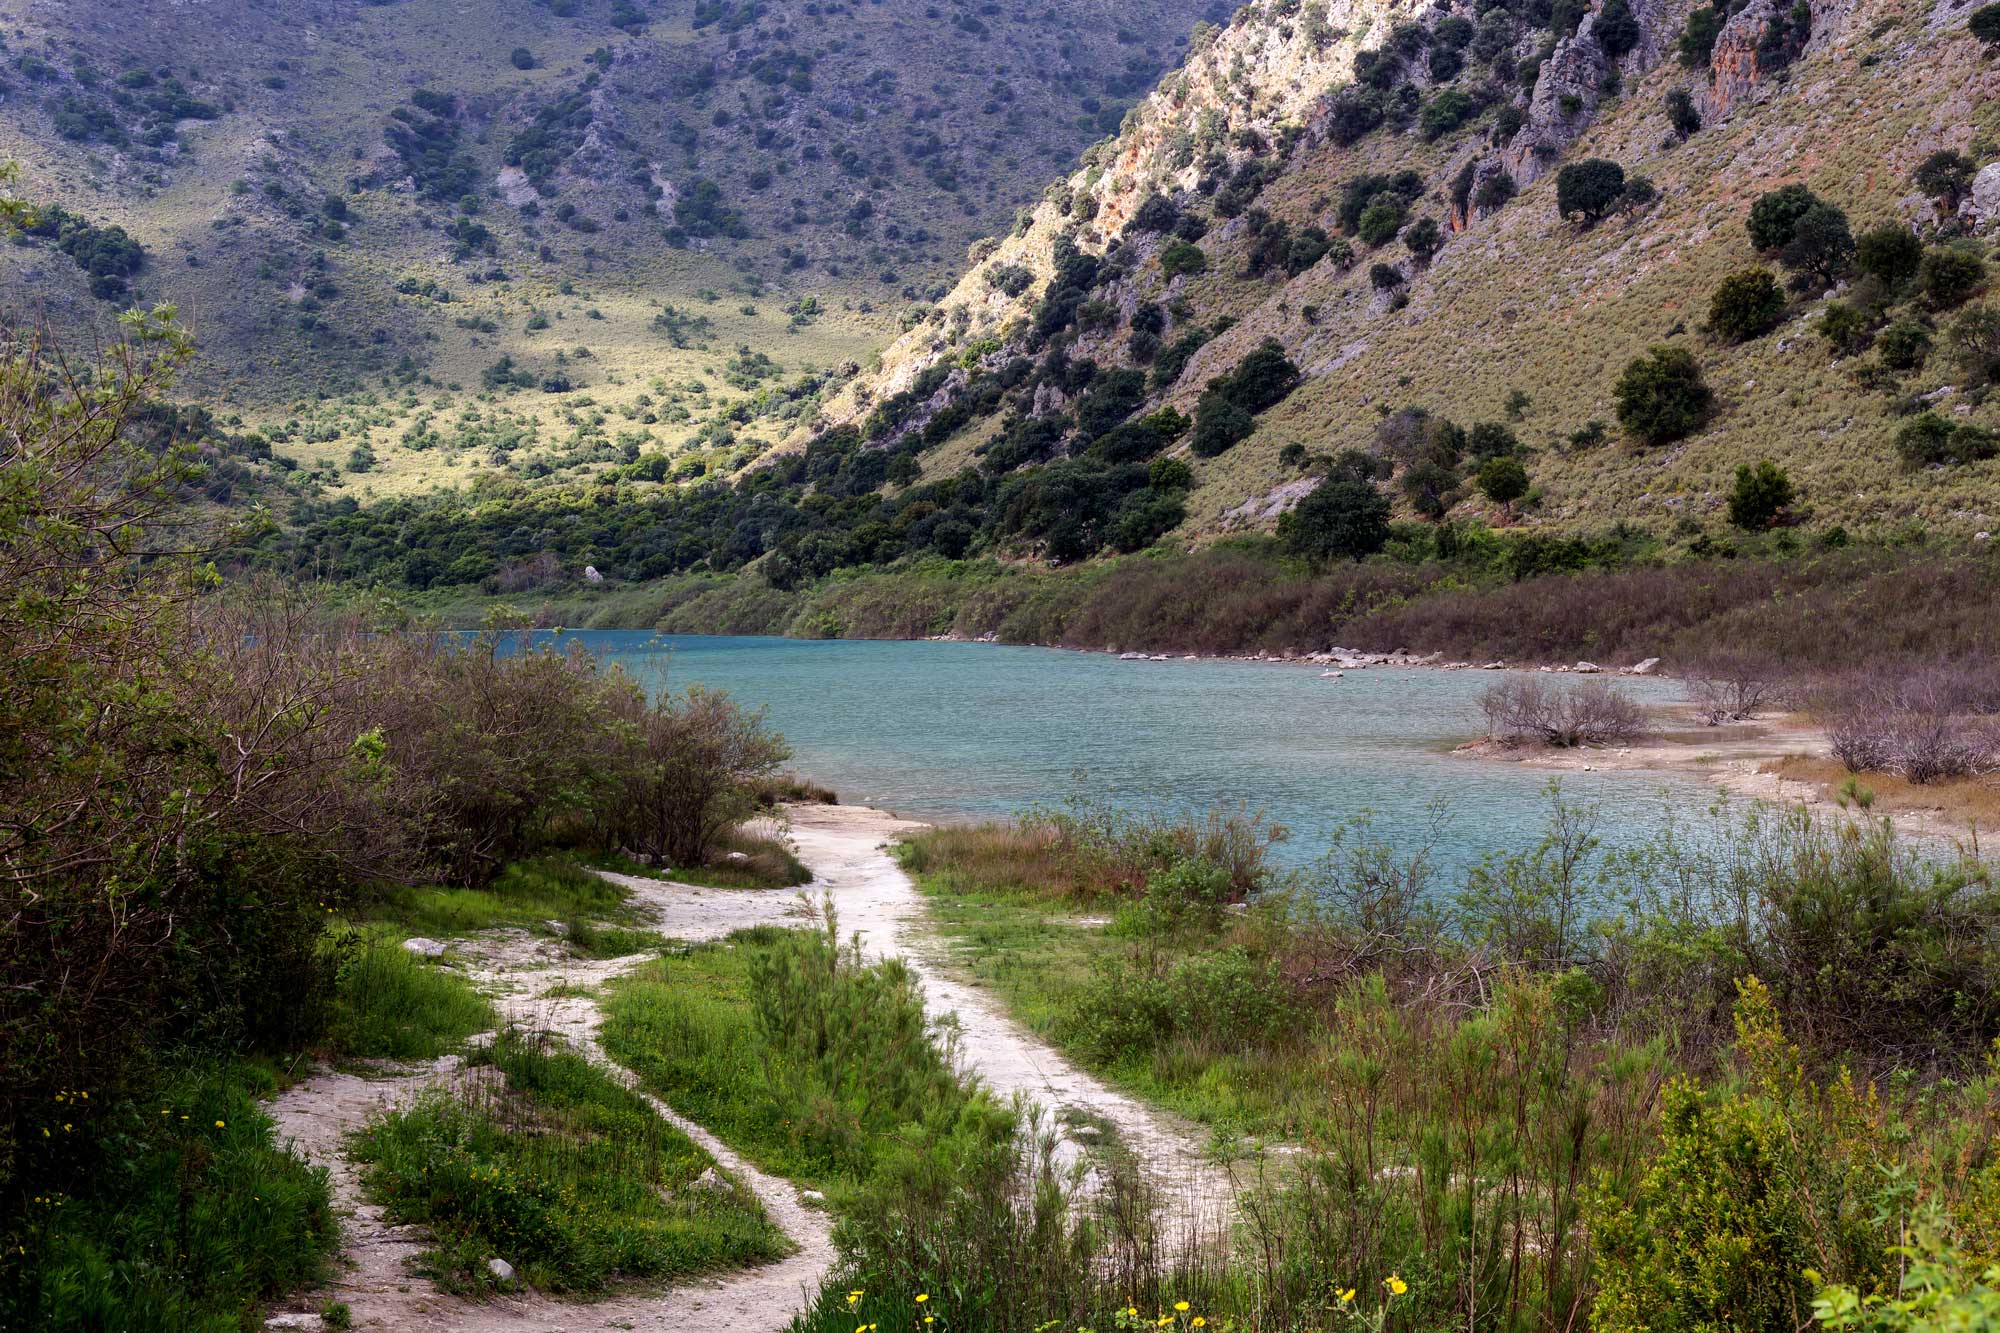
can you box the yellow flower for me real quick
[215,1120,226,1129]
[1385,1275,1408,1297]
[1338,1288,1356,1304]
[916,1294,929,1303]
[1127,1308,1139,1318]
[1193,1320,1207,1328]
[1174,1303,1189,1313]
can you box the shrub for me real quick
[1663,88,1701,137]
[1614,345,1712,444]
[1159,239,1207,278]
[1678,4,1723,64]
[1947,303,2000,384]
[1709,269,1787,342]
[1369,261,1406,290]
[1820,664,2000,784]
[1918,247,1987,312]
[1895,412,1999,468]
[1819,301,1871,356]
[1279,474,1392,562]
[1479,678,1646,746]
[1876,319,1932,370]
[1855,224,1923,290]
[1557,158,1626,224]
[1420,88,1476,140]
[1747,183,1821,252]
[1404,216,1443,265]
[620,685,791,868]
[1590,981,1895,1333]
[1727,460,1794,530]
[510,47,536,69]
[1357,196,1407,245]
[1974,3,2000,42]
[1596,0,1641,55]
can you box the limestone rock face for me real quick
[1504,31,1611,188]
[1967,162,2000,233]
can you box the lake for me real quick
[558,632,1723,875]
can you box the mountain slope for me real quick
[0,0,1218,497]
[811,0,2000,544]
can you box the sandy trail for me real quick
[265,805,1229,1331]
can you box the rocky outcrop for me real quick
[1966,162,2000,234]
[1503,29,1611,187]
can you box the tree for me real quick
[1357,196,1407,245]
[510,47,536,69]
[1709,269,1788,342]
[1728,460,1794,529]
[1615,346,1713,444]
[1477,455,1530,515]
[1876,319,1932,371]
[1919,248,1987,312]
[1678,5,1723,65]
[1190,396,1254,456]
[1779,202,1853,287]
[1855,224,1923,290]
[1946,303,2000,386]
[1557,159,1626,225]
[625,686,791,867]
[1973,3,2000,43]
[1404,217,1443,266]
[1912,151,1975,210]
[1468,421,1520,460]
[1597,0,1642,56]
[1279,474,1392,562]
[1747,184,1820,252]
[1664,89,1702,138]
[1159,240,1208,278]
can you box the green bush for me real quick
[1477,455,1530,511]
[1855,225,1923,290]
[1919,247,1987,312]
[1727,460,1794,529]
[1973,3,2000,42]
[1614,345,1712,444]
[1279,473,1392,562]
[1896,412,1999,468]
[1159,239,1207,278]
[1876,319,1932,370]
[1709,268,1788,342]
[1664,88,1702,137]
[1679,4,1723,64]
[1590,980,1894,1333]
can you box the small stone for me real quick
[264,1315,318,1330]
[692,1167,727,1192]
[401,937,448,958]
[487,1257,516,1282]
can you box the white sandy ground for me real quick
[265,804,1231,1332]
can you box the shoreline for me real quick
[1457,701,1995,849]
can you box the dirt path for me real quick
[265,805,1230,1331]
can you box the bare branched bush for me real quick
[1684,652,1787,724]
[1480,678,1647,747]
[1815,662,2000,783]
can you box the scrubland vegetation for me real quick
[0,318,797,1327]
[878,794,2000,1329]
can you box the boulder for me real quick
[1574,661,1604,674]
[402,937,448,958]
[1969,163,2000,233]
[1628,657,1662,675]
[487,1257,516,1282]
[583,564,604,584]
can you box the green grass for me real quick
[349,1030,787,1296]
[326,932,497,1060]
[561,918,671,959]
[368,856,637,937]
[1,1061,338,1333]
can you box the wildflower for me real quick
[216,1120,226,1128]
[916,1294,929,1304]
[1338,1288,1356,1304]
[1385,1275,1407,1297]
[1174,1303,1189,1314]
[1193,1320,1206,1329]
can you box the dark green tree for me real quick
[1778,202,1853,287]
[1614,346,1713,444]
[1709,269,1787,342]
[1405,217,1443,266]
[1678,5,1723,65]
[1746,184,1820,252]
[1477,455,1530,515]
[1557,159,1626,225]
[1972,3,2000,42]
[1663,89,1702,138]
[1280,474,1392,561]
[1912,151,1975,210]
[1596,0,1642,56]
[1855,224,1923,290]
[1727,460,1794,529]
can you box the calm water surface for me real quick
[558,632,1720,874]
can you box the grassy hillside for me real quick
[0,0,1218,498]
[826,0,2000,541]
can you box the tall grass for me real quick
[350,1031,786,1295]
[325,933,495,1061]
[369,856,637,936]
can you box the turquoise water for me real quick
[561,632,1717,874]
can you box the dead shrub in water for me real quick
[1480,678,1646,747]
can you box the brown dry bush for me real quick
[1480,678,1647,747]
[1817,662,2000,783]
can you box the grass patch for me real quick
[562,919,671,959]
[2,1061,338,1333]
[1765,754,2000,833]
[369,856,638,937]
[349,1030,787,1296]
[326,931,496,1061]
[671,831,813,891]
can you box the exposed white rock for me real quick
[401,937,448,958]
